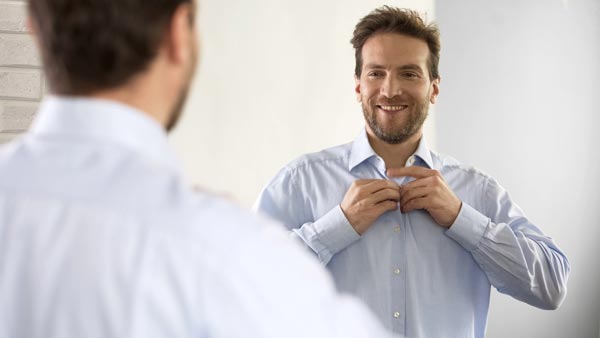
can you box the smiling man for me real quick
[254,6,570,338]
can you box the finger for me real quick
[363,179,400,192]
[352,179,387,187]
[370,187,401,204]
[374,200,399,215]
[387,166,439,179]
[399,186,431,207]
[400,175,439,190]
[401,196,429,213]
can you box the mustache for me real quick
[372,96,410,105]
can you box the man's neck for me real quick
[366,129,422,169]
[90,61,175,131]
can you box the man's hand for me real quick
[387,167,462,228]
[340,179,400,235]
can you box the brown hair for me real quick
[28,0,193,95]
[350,6,440,80]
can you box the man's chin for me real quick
[165,90,188,132]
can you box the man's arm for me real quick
[445,177,570,309]
[254,168,399,265]
[388,166,570,310]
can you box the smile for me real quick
[376,104,408,112]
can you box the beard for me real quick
[165,85,189,132]
[362,94,430,144]
[166,40,198,133]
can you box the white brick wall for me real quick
[0,0,42,143]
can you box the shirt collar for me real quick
[348,128,434,171]
[348,129,379,171]
[29,95,181,172]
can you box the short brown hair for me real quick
[350,6,440,80]
[28,0,192,95]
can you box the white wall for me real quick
[435,0,599,337]
[170,0,435,206]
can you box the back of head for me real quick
[350,6,441,80]
[28,0,191,95]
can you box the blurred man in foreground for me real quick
[0,1,395,337]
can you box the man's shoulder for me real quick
[176,191,297,257]
[431,150,494,182]
[283,141,353,174]
[188,192,263,228]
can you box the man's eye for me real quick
[368,71,383,77]
[403,72,419,78]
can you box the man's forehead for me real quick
[361,33,429,69]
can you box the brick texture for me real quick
[0,34,41,67]
[0,68,42,100]
[0,0,41,144]
[0,1,28,33]
[0,100,37,132]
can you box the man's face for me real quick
[355,33,439,144]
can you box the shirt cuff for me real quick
[313,205,361,256]
[445,202,489,251]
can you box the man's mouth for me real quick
[376,104,408,113]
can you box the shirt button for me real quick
[393,311,401,318]
[394,268,400,275]
[394,226,401,232]
[406,156,415,166]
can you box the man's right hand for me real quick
[340,179,400,235]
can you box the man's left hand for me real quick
[387,166,462,228]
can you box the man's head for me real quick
[351,6,440,81]
[351,7,441,144]
[28,0,197,131]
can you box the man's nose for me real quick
[380,76,402,98]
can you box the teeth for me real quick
[379,105,406,111]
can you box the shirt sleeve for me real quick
[445,177,570,310]
[253,167,360,265]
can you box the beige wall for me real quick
[170,0,435,206]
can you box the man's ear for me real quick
[430,76,440,104]
[165,3,194,65]
[26,16,35,34]
[26,16,40,47]
[354,75,362,103]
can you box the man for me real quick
[254,6,570,338]
[0,1,396,337]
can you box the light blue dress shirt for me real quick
[254,129,570,338]
[0,97,398,338]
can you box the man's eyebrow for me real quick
[363,63,386,69]
[398,64,424,72]
[363,63,424,72]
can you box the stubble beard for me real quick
[362,95,430,144]
[166,87,189,132]
[166,43,198,133]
